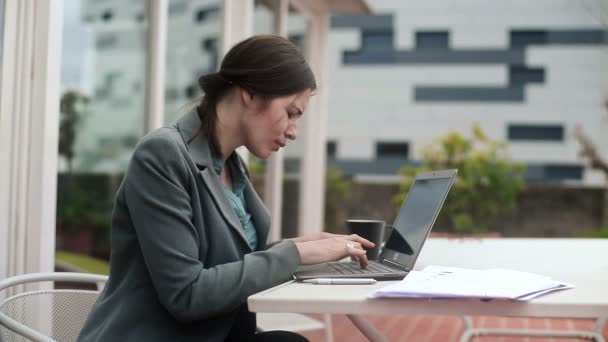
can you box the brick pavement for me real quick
[301,315,607,342]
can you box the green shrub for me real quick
[56,251,110,275]
[57,187,108,231]
[396,124,526,234]
[580,228,608,238]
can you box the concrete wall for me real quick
[279,179,606,238]
[58,173,605,260]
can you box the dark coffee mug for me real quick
[345,219,385,260]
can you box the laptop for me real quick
[293,169,457,281]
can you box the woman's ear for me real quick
[239,87,255,108]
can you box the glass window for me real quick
[510,30,547,47]
[57,0,148,262]
[544,164,583,181]
[194,6,219,23]
[509,66,544,85]
[164,0,220,125]
[344,29,393,64]
[282,7,308,176]
[254,0,274,35]
[0,0,4,90]
[362,30,393,51]
[281,7,308,238]
[376,141,410,159]
[415,31,449,49]
[287,8,307,51]
[326,141,337,158]
[508,124,564,141]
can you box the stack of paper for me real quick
[369,265,573,301]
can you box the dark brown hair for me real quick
[195,35,317,152]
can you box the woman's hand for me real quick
[294,234,375,268]
[288,232,343,243]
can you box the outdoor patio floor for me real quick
[301,315,608,342]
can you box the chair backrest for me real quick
[1,290,100,342]
[0,273,108,342]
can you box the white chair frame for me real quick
[0,272,108,342]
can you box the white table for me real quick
[248,238,608,341]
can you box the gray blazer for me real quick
[78,110,301,342]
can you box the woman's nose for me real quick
[285,123,297,140]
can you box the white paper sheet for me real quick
[369,265,573,301]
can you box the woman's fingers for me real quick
[344,240,369,268]
[346,234,375,248]
[357,254,369,268]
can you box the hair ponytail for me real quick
[194,72,234,150]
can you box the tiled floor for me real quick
[301,315,607,342]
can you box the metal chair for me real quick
[0,273,334,342]
[0,272,107,342]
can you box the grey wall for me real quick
[279,180,606,238]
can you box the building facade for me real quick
[313,0,608,185]
[70,0,607,185]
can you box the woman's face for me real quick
[242,89,312,159]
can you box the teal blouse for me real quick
[212,154,258,250]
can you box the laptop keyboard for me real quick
[329,262,396,274]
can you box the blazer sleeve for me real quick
[123,131,301,323]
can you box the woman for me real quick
[78,35,373,342]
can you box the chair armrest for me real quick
[0,310,55,342]
[0,272,108,292]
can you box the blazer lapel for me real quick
[235,154,272,248]
[199,168,251,249]
[176,110,251,249]
[243,180,271,248]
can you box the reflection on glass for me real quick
[287,9,306,51]
[57,0,148,262]
[385,178,452,255]
[164,0,220,125]
[278,7,308,237]
[254,0,274,35]
[62,0,147,173]
[282,8,307,175]
[0,0,4,87]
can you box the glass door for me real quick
[164,0,221,125]
[56,0,149,268]
[0,0,5,95]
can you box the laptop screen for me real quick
[381,171,455,269]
